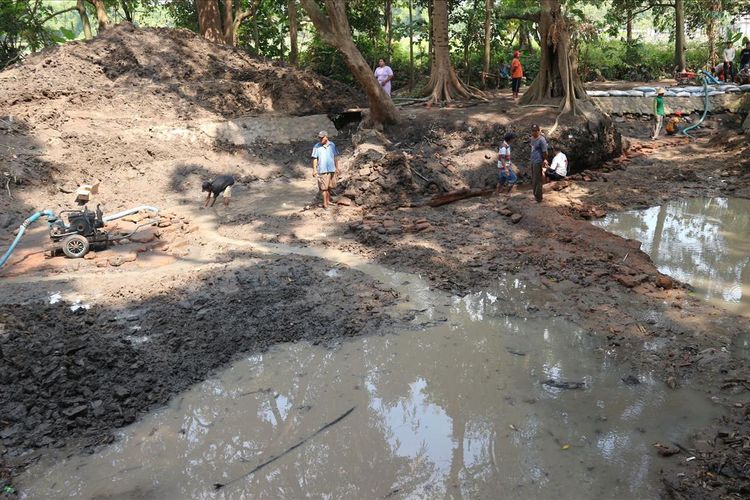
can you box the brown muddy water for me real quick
[595,197,750,359]
[19,249,721,499]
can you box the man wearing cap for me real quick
[529,124,548,203]
[311,130,339,209]
[652,88,666,140]
[510,51,523,99]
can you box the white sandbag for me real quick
[723,86,741,93]
[644,92,656,97]
[681,86,704,93]
[663,91,677,97]
[607,90,628,96]
[623,90,644,97]
[586,90,609,97]
[633,86,656,93]
[675,91,691,97]
[739,84,750,91]
[707,91,725,96]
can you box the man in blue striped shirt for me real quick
[311,130,339,209]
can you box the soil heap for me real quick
[0,22,364,124]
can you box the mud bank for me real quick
[0,253,398,474]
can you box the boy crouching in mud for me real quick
[496,132,517,196]
[202,175,235,207]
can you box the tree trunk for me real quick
[121,0,133,22]
[519,0,586,114]
[482,0,493,88]
[427,0,433,72]
[251,14,260,54]
[626,10,632,43]
[674,0,686,71]
[87,0,109,30]
[519,23,531,50]
[424,0,476,103]
[385,0,393,55]
[222,0,234,44]
[408,0,414,91]
[300,0,397,125]
[196,0,223,43]
[289,0,299,65]
[229,1,261,47]
[77,0,93,39]
[707,0,719,67]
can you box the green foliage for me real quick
[579,38,712,81]
[0,0,74,68]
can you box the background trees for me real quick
[2,0,749,104]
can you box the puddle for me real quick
[594,197,750,318]
[20,256,720,499]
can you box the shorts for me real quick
[546,170,565,181]
[497,168,517,185]
[317,172,336,192]
[223,185,232,198]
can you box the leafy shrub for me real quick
[579,39,712,81]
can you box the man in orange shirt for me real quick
[510,51,523,99]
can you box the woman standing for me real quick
[374,58,394,97]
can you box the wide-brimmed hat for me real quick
[657,88,666,95]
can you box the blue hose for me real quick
[0,210,57,268]
[679,76,710,138]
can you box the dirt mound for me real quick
[0,254,396,464]
[337,131,469,208]
[0,22,364,122]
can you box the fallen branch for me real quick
[428,188,493,207]
[411,168,431,183]
[213,406,355,490]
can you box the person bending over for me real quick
[202,175,235,207]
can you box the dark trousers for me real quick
[511,78,522,94]
[531,161,543,202]
[724,61,734,82]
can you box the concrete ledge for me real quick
[592,93,750,116]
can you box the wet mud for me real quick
[0,253,397,474]
[19,270,721,499]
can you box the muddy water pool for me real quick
[19,251,721,499]
[594,197,750,358]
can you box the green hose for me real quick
[678,77,710,138]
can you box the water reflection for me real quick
[21,288,719,500]
[594,197,750,317]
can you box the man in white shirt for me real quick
[374,58,394,96]
[544,146,567,182]
[724,41,736,82]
